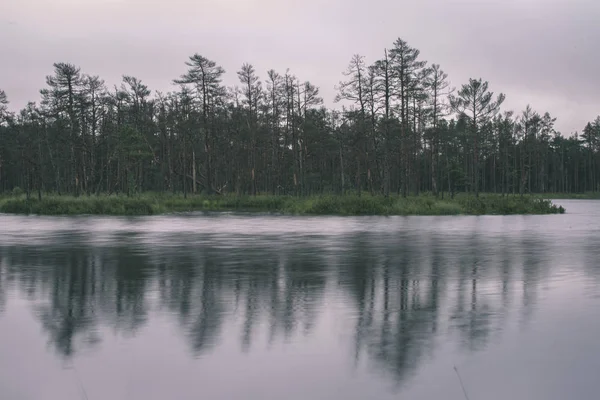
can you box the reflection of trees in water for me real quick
[265,246,327,346]
[0,256,6,314]
[338,230,444,384]
[156,248,226,357]
[32,248,103,358]
[234,246,327,352]
[579,234,600,294]
[100,246,151,335]
[151,242,328,356]
[449,230,494,351]
[0,245,152,357]
[519,234,550,329]
[0,226,554,384]
[0,256,5,314]
[338,228,551,384]
[0,237,328,360]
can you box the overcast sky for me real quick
[1,0,598,133]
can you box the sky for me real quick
[1,0,599,134]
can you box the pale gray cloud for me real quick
[1,0,598,133]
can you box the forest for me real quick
[0,37,599,201]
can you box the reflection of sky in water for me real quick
[0,200,600,400]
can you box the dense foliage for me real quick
[0,37,599,199]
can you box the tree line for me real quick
[1,37,599,198]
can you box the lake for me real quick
[1,200,600,400]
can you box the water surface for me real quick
[1,200,600,400]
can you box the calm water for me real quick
[1,200,600,400]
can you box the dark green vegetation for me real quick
[0,193,564,216]
[0,37,598,208]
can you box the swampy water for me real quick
[1,200,600,400]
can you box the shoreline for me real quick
[0,194,565,216]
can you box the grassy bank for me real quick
[0,193,565,216]
[537,192,600,200]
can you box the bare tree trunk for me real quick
[192,149,197,194]
[340,144,345,195]
[356,157,361,196]
[431,137,438,196]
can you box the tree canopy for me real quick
[1,37,599,198]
